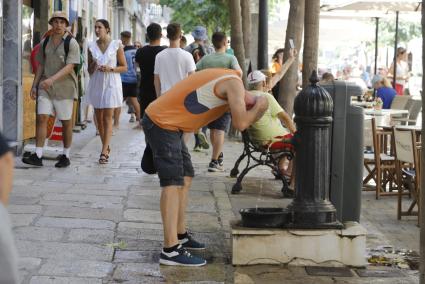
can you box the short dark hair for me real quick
[147,23,162,41]
[120,31,131,38]
[167,23,181,41]
[212,32,226,49]
[96,19,110,34]
[272,48,284,61]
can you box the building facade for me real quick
[1,0,153,151]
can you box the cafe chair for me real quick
[390,95,410,110]
[393,98,422,126]
[363,118,397,199]
[392,128,421,221]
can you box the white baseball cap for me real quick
[247,70,266,84]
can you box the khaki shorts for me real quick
[37,92,73,121]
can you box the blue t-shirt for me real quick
[121,46,138,84]
[377,87,397,109]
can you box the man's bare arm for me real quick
[39,64,75,91]
[269,49,297,89]
[277,111,296,133]
[30,64,45,99]
[222,79,268,131]
[0,152,14,205]
[154,74,161,97]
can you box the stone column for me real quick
[2,0,22,149]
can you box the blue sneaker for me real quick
[180,233,206,250]
[159,245,206,266]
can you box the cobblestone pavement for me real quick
[10,117,420,283]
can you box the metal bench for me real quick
[230,130,295,197]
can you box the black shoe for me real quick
[217,152,224,167]
[208,160,224,172]
[55,155,70,168]
[22,153,43,167]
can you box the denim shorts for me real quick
[207,112,231,131]
[142,115,194,187]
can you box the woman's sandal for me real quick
[99,153,109,164]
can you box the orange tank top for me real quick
[146,68,241,132]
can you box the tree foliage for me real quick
[159,0,230,36]
[376,18,421,47]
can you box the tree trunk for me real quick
[241,0,251,64]
[228,0,247,137]
[420,3,425,284]
[302,0,320,88]
[278,0,305,116]
[228,0,247,86]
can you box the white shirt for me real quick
[396,61,409,85]
[154,48,196,94]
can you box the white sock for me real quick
[35,147,43,158]
[63,148,70,158]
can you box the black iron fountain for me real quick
[240,71,342,229]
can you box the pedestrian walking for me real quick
[388,47,410,96]
[195,32,242,171]
[120,31,141,125]
[22,11,81,168]
[0,133,19,284]
[134,23,166,128]
[86,19,127,164]
[154,23,196,97]
[184,26,213,56]
[142,68,268,266]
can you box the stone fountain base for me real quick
[231,221,367,267]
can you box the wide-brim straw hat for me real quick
[48,11,69,27]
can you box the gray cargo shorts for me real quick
[142,114,194,187]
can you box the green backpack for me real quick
[42,35,84,75]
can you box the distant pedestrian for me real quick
[86,19,127,164]
[134,41,143,49]
[134,23,166,127]
[180,36,187,49]
[270,48,284,101]
[389,47,410,96]
[22,11,81,168]
[0,133,19,284]
[154,23,196,96]
[120,31,141,125]
[184,26,213,58]
[195,32,242,171]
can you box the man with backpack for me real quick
[120,31,140,125]
[22,11,80,168]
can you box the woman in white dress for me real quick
[389,47,410,96]
[87,19,127,164]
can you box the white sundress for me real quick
[87,39,123,109]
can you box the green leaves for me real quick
[160,0,230,36]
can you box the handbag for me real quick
[141,143,157,174]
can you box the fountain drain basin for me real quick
[239,208,290,228]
